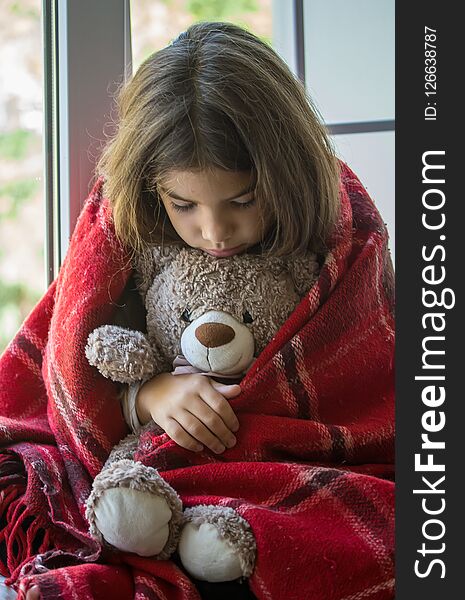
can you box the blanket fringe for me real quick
[0,453,52,586]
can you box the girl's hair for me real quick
[96,21,341,261]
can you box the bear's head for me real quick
[135,245,319,376]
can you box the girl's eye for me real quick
[171,202,193,213]
[181,308,191,323]
[233,197,256,209]
[170,197,256,213]
[243,310,254,324]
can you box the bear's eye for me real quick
[180,308,191,323]
[242,310,254,324]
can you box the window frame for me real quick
[43,0,131,285]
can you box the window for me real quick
[0,0,44,354]
[302,0,395,262]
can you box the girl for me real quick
[99,19,340,457]
[14,20,394,600]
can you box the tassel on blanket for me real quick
[0,453,50,581]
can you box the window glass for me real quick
[303,0,394,123]
[0,0,44,354]
[130,0,273,72]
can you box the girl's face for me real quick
[157,168,266,257]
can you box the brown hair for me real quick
[96,21,341,262]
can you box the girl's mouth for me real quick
[203,245,246,257]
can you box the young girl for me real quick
[18,20,391,600]
[99,19,341,458]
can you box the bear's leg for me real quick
[178,505,256,582]
[85,459,183,558]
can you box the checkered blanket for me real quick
[0,161,395,599]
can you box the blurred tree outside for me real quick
[130,0,272,70]
[0,0,43,355]
[0,0,272,355]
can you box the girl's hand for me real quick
[136,373,241,454]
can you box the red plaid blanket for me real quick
[0,161,395,600]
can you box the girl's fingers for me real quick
[176,410,227,455]
[188,396,237,449]
[202,380,241,433]
[163,416,204,452]
[212,381,242,397]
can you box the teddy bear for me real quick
[84,244,319,582]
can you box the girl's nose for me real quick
[201,214,232,244]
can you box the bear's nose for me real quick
[195,322,235,348]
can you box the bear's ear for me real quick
[286,252,320,298]
[132,244,182,300]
